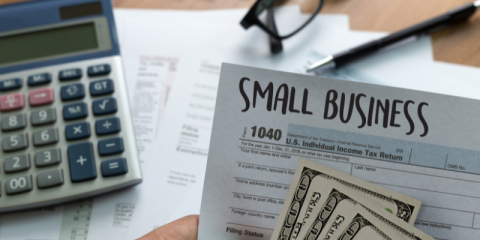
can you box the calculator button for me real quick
[98,137,124,156]
[28,73,51,86]
[1,113,26,131]
[96,117,121,135]
[31,108,56,126]
[65,122,91,140]
[2,133,28,152]
[101,158,128,177]
[90,79,114,96]
[33,128,59,146]
[37,169,64,189]
[35,148,61,167]
[63,102,88,120]
[0,78,22,91]
[6,175,32,195]
[61,83,85,101]
[4,154,30,173]
[88,64,111,76]
[59,68,82,81]
[29,88,54,106]
[0,93,24,112]
[93,98,117,115]
[68,142,97,182]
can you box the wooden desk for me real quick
[2,0,480,67]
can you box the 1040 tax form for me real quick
[198,63,480,240]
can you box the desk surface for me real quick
[1,0,480,68]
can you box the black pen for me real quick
[306,0,480,72]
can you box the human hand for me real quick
[137,215,199,240]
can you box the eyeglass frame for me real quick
[240,0,325,41]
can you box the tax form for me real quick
[198,63,480,240]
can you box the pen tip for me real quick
[306,56,335,72]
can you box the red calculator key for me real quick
[29,88,54,106]
[0,93,24,112]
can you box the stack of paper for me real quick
[4,5,480,240]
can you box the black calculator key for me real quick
[66,122,91,140]
[63,102,88,120]
[61,83,85,101]
[88,64,111,76]
[101,158,128,177]
[59,68,82,81]
[96,117,120,135]
[98,137,124,156]
[92,98,117,115]
[68,142,97,182]
[0,78,22,91]
[90,79,114,96]
[28,73,51,86]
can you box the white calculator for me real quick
[0,0,142,212]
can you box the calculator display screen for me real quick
[0,23,98,66]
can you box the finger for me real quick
[137,215,199,240]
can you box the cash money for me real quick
[270,158,421,240]
[296,181,434,240]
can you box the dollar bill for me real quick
[296,181,434,240]
[270,158,421,240]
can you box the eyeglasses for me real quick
[240,0,325,54]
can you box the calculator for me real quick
[0,0,142,212]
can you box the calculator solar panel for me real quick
[0,0,142,212]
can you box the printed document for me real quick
[198,63,480,240]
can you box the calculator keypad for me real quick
[0,93,24,112]
[101,158,127,177]
[4,154,30,173]
[35,148,62,167]
[59,68,82,81]
[61,83,85,101]
[6,175,32,195]
[88,64,111,76]
[0,58,140,212]
[29,88,54,106]
[68,142,97,182]
[98,137,124,156]
[31,108,57,126]
[96,117,121,135]
[2,133,29,152]
[63,102,88,120]
[37,169,64,189]
[92,97,117,115]
[0,78,22,91]
[1,113,26,131]
[65,122,91,140]
[28,73,52,86]
[33,128,59,146]
[90,79,114,96]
